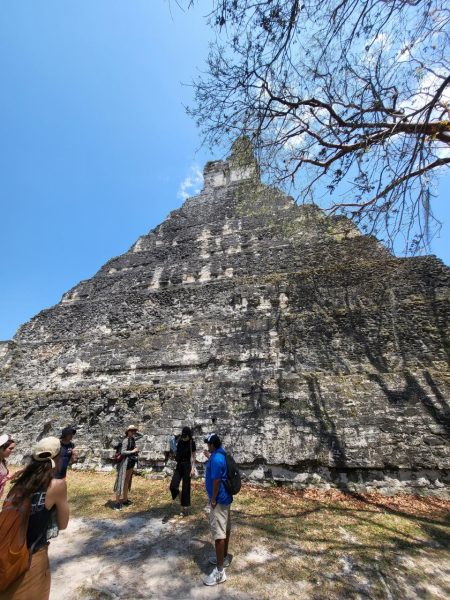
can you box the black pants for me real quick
[170,461,191,507]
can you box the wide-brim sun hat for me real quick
[0,433,11,447]
[32,436,61,468]
[126,424,139,433]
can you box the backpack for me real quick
[0,496,31,592]
[224,453,241,495]
[169,435,178,456]
[114,440,123,463]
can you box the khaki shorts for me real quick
[209,502,231,540]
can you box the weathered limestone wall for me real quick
[1,140,449,495]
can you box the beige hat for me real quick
[32,436,61,468]
[126,424,139,433]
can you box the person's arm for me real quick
[69,446,77,464]
[211,478,221,507]
[190,452,197,475]
[47,479,70,530]
[7,467,24,480]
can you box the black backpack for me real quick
[224,453,241,495]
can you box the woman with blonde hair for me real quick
[113,425,139,510]
[0,436,70,600]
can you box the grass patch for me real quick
[66,470,172,519]
[67,472,450,599]
[6,470,449,599]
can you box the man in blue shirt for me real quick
[203,432,232,586]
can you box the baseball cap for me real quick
[204,432,221,447]
[32,437,61,468]
[61,426,76,437]
[181,426,192,437]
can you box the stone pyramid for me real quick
[1,139,449,494]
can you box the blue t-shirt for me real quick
[205,447,232,505]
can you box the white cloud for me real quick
[177,165,204,200]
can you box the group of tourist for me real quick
[113,424,231,585]
[0,424,233,598]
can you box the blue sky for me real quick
[0,1,449,341]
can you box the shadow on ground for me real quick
[48,488,450,600]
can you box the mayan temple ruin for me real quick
[1,139,449,496]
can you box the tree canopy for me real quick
[184,0,450,253]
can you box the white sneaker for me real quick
[209,554,231,567]
[203,567,227,586]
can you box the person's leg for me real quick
[215,538,225,568]
[123,468,133,502]
[113,464,125,509]
[204,504,227,585]
[224,530,230,556]
[170,466,182,501]
[214,504,231,568]
[209,506,231,566]
[224,506,231,556]
[180,463,191,510]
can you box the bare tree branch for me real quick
[182,0,450,253]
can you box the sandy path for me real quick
[49,515,252,600]
[47,507,450,600]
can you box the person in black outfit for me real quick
[169,426,196,516]
[54,426,77,480]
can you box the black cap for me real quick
[181,426,192,437]
[204,432,221,448]
[61,427,76,437]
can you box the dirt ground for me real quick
[43,473,450,600]
[49,512,251,600]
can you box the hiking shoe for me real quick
[209,554,231,567]
[113,502,122,511]
[203,567,227,586]
[122,499,132,506]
